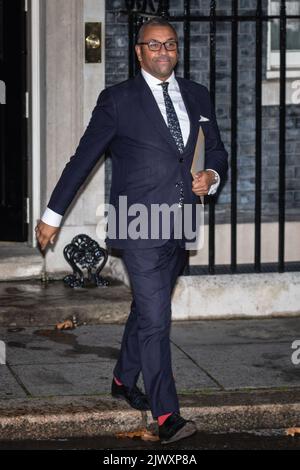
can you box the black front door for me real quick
[0,0,27,241]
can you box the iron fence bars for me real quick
[208,1,217,274]
[128,11,142,78]
[183,0,190,80]
[255,0,263,272]
[279,0,287,273]
[231,0,238,273]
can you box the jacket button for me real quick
[179,157,184,163]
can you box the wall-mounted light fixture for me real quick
[85,22,101,63]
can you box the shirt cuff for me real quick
[206,169,221,195]
[41,207,63,227]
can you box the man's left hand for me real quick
[192,170,216,196]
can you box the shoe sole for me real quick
[111,393,151,411]
[161,422,197,445]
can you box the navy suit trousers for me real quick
[113,238,188,418]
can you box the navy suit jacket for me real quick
[47,72,228,248]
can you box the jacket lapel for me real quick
[177,77,200,154]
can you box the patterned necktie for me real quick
[159,81,184,154]
[159,81,185,208]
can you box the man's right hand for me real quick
[35,220,60,252]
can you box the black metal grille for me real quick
[117,0,300,275]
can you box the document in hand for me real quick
[190,126,205,205]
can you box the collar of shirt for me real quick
[141,68,178,93]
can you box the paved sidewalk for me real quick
[0,316,300,440]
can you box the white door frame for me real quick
[29,0,41,247]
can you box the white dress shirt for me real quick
[141,68,191,145]
[41,69,220,227]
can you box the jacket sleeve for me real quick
[47,87,117,216]
[203,87,228,183]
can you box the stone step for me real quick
[0,242,43,281]
[0,279,131,327]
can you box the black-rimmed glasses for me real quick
[137,40,178,51]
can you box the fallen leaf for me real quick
[55,319,75,330]
[285,427,300,437]
[116,428,159,442]
[141,430,160,442]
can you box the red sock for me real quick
[158,413,173,426]
[114,376,123,386]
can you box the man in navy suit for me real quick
[36,17,228,444]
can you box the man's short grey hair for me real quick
[137,17,178,43]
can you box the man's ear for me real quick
[135,45,142,61]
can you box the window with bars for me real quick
[267,0,300,78]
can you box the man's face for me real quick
[135,25,178,80]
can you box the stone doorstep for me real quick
[0,256,43,282]
[0,243,43,282]
[0,279,132,327]
[0,389,299,441]
[0,301,132,328]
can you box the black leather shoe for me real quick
[159,412,197,444]
[111,379,151,411]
